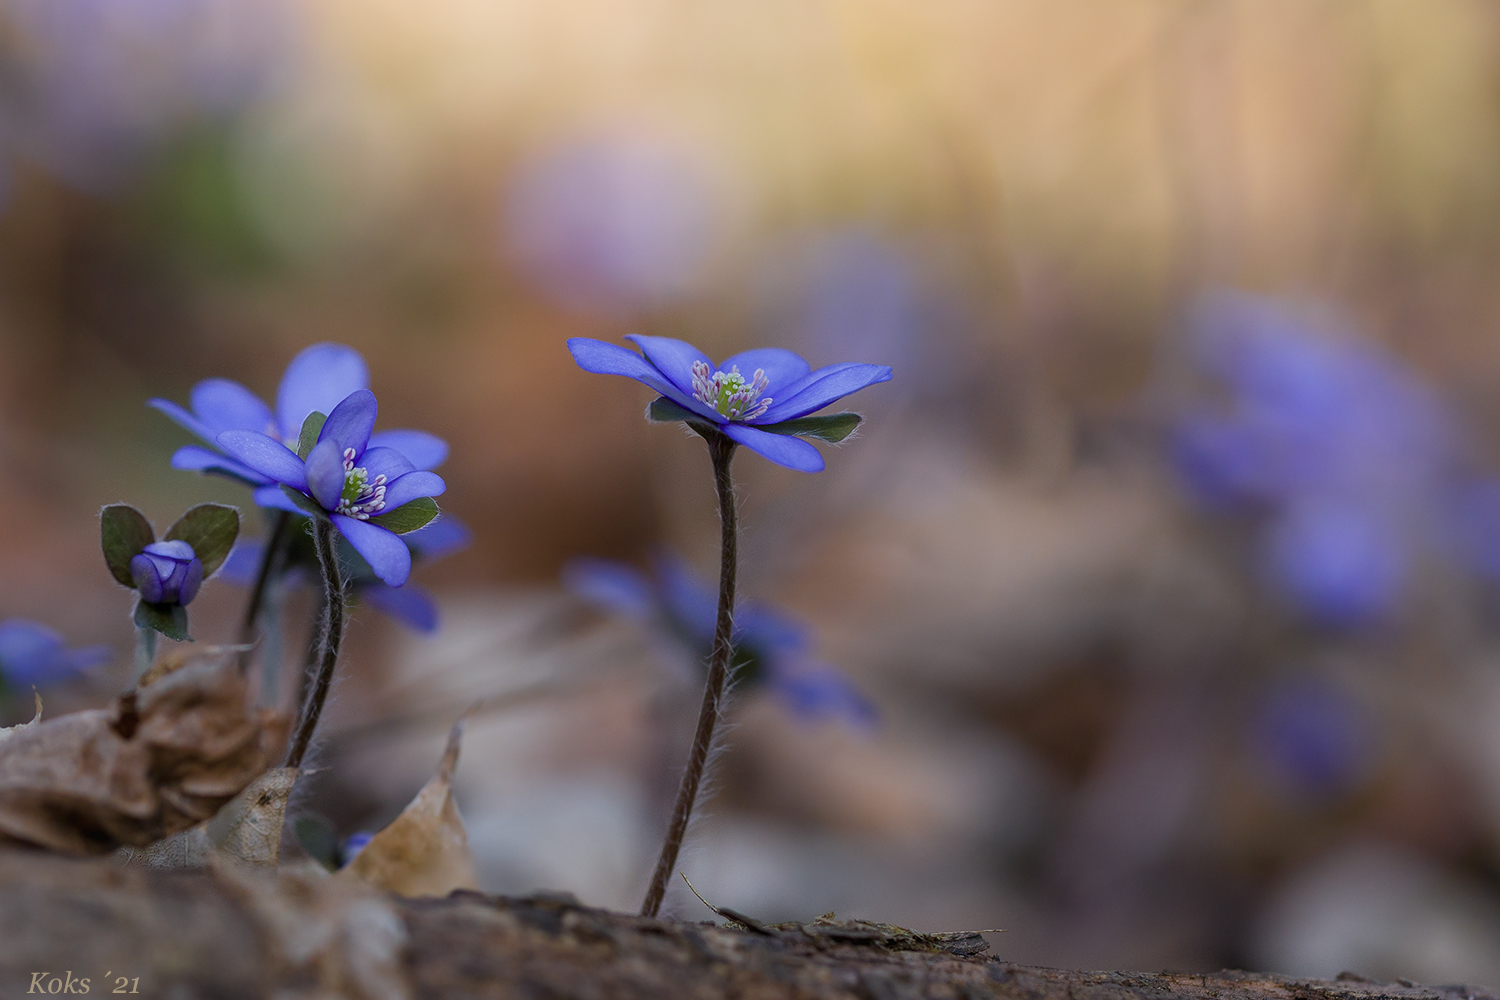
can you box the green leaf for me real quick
[101,504,155,587]
[759,412,862,443]
[645,396,723,440]
[646,396,697,422]
[134,600,191,642]
[279,485,328,519]
[373,497,439,535]
[297,411,327,460]
[165,503,240,577]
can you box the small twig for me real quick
[236,510,292,671]
[679,872,774,935]
[641,429,738,918]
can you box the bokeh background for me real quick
[6,0,1500,984]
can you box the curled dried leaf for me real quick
[0,692,43,742]
[337,721,477,897]
[0,653,288,854]
[128,767,299,869]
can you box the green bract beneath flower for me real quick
[691,361,771,421]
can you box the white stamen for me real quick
[690,361,772,421]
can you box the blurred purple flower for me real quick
[130,539,204,606]
[1170,292,1461,625]
[217,389,446,586]
[755,230,922,373]
[0,619,111,691]
[502,131,720,314]
[1250,677,1376,799]
[3,0,295,189]
[222,516,471,633]
[150,342,448,491]
[340,831,373,866]
[564,552,876,728]
[568,335,892,472]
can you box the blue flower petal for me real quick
[564,558,659,621]
[169,445,271,486]
[379,471,446,511]
[405,517,472,562]
[190,378,275,438]
[768,661,878,729]
[623,335,714,395]
[334,515,411,586]
[718,348,811,394]
[358,447,417,483]
[721,423,825,472]
[252,485,308,515]
[148,397,218,445]
[57,644,114,675]
[653,551,718,643]
[367,429,448,471]
[217,431,310,492]
[306,439,347,511]
[318,389,378,456]
[131,553,166,603]
[0,621,109,688]
[755,363,893,423]
[360,582,439,632]
[219,540,264,586]
[567,338,720,420]
[276,343,369,441]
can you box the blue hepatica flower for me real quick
[504,130,720,314]
[1250,677,1377,800]
[222,517,471,633]
[1170,292,1461,625]
[565,553,876,728]
[131,540,204,606]
[0,620,111,692]
[149,342,448,498]
[567,335,892,472]
[216,389,446,587]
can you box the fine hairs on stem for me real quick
[285,516,346,770]
[641,428,739,918]
[236,510,292,671]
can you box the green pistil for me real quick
[342,468,368,506]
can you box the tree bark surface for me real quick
[1,851,1494,1000]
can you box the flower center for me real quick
[338,448,388,519]
[691,361,772,420]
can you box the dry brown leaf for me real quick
[0,692,43,742]
[338,720,477,897]
[127,767,300,868]
[138,642,252,688]
[210,857,412,1000]
[0,651,287,854]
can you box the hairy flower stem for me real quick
[641,429,738,918]
[286,516,346,770]
[132,626,156,683]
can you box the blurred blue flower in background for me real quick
[0,620,111,693]
[1249,677,1378,800]
[222,516,471,633]
[2,0,295,189]
[502,129,722,314]
[1171,292,1463,625]
[151,342,447,492]
[565,552,876,728]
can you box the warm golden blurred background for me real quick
[7,0,1500,983]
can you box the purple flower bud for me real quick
[129,540,204,606]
